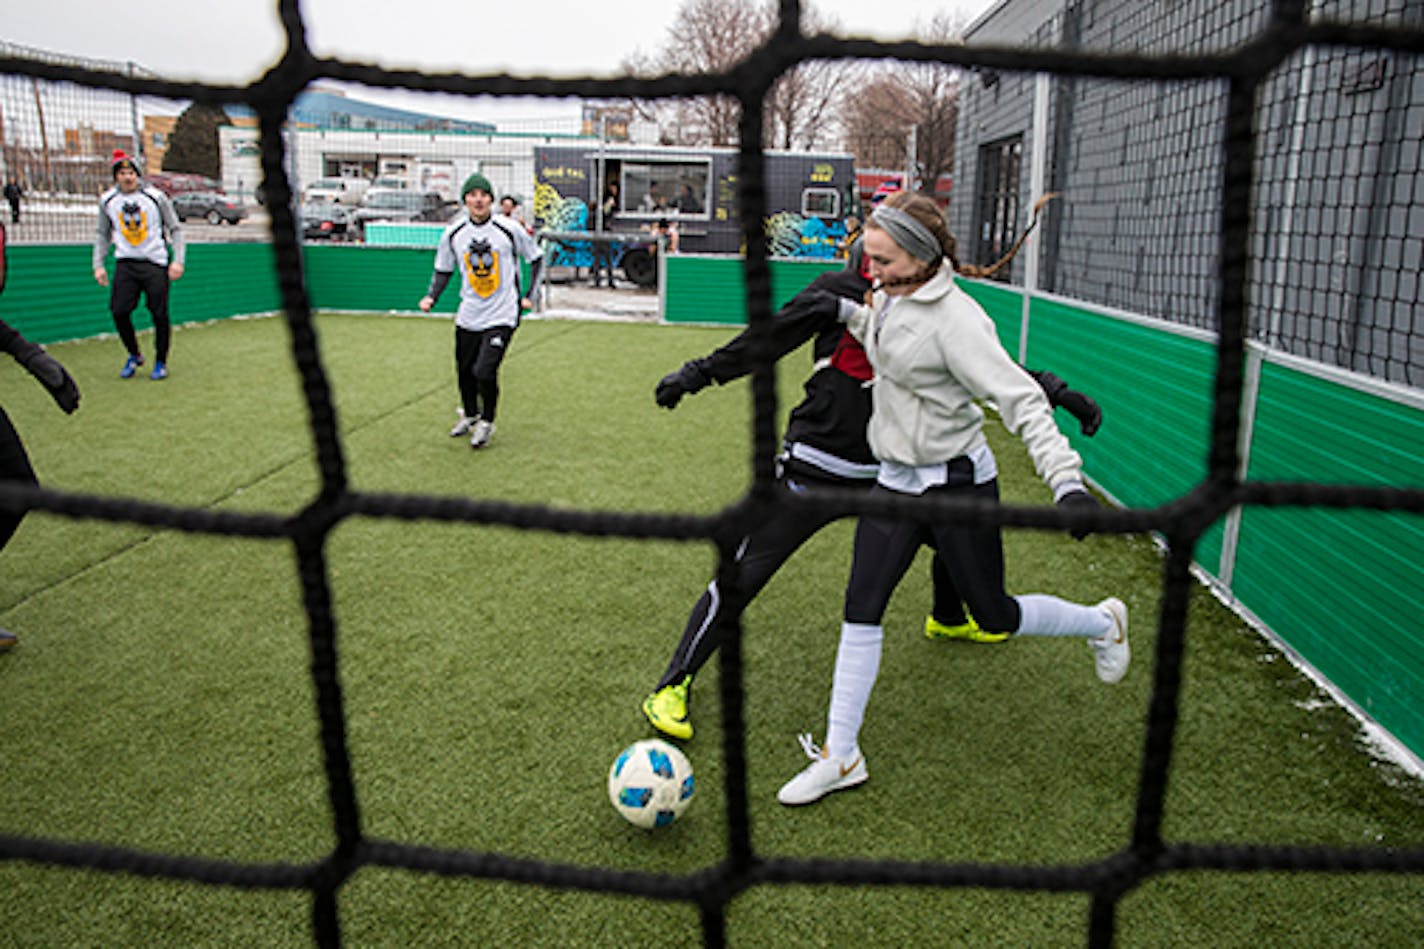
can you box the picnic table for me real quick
[537,229,660,288]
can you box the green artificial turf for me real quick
[1,313,1420,946]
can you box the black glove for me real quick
[655,359,711,410]
[1056,488,1100,541]
[1035,370,1103,436]
[1057,389,1102,436]
[17,345,80,414]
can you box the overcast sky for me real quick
[4,0,999,122]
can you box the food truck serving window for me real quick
[621,161,711,219]
[802,187,841,219]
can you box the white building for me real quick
[220,124,617,206]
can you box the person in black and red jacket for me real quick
[641,235,1102,740]
[0,220,81,652]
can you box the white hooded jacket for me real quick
[845,262,1083,494]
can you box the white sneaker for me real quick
[469,419,495,449]
[1090,597,1130,684]
[777,733,868,806]
[449,411,478,438]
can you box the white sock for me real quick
[1015,594,1112,639]
[825,622,882,757]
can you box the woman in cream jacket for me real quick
[778,191,1129,807]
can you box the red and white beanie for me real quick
[111,149,141,177]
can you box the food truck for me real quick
[533,143,857,286]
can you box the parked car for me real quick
[303,176,369,206]
[148,172,221,197]
[300,201,350,241]
[172,191,248,225]
[348,190,457,239]
[369,177,409,191]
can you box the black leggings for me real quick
[656,469,968,689]
[111,259,171,362]
[0,406,38,550]
[843,480,1021,633]
[454,324,515,422]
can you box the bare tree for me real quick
[764,4,863,151]
[621,0,770,146]
[843,72,916,170]
[619,0,861,150]
[839,12,967,192]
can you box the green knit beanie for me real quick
[461,172,493,198]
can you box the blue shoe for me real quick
[0,627,16,652]
[149,361,168,381]
[120,354,144,378]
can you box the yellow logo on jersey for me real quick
[464,238,499,299]
[119,200,148,246]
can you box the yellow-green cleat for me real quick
[924,614,1008,644]
[641,676,693,741]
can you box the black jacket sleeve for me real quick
[0,317,28,358]
[697,269,870,385]
[426,270,453,301]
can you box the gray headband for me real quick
[870,206,943,263]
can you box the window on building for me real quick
[802,187,841,219]
[974,136,1023,282]
[620,160,711,219]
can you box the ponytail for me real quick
[955,192,1059,280]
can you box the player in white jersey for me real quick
[93,150,185,381]
[93,149,186,379]
[420,173,544,449]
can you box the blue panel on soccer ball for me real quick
[680,775,694,801]
[619,787,652,808]
[654,810,675,828]
[648,748,673,778]
[612,748,632,778]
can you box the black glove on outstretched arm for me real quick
[4,332,80,414]
[655,358,712,410]
[1055,486,1101,541]
[1032,369,1103,436]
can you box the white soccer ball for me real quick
[607,738,695,829]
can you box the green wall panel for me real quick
[1,244,530,347]
[302,244,438,314]
[2,245,110,345]
[1234,506,1423,753]
[1028,296,1216,512]
[301,244,531,315]
[363,222,445,247]
[1248,360,1424,488]
[961,280,1219,524]
[4,244,283,345]
[1232,361,1424,755]
[662,255,844,324]
[958,279,1025,356]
